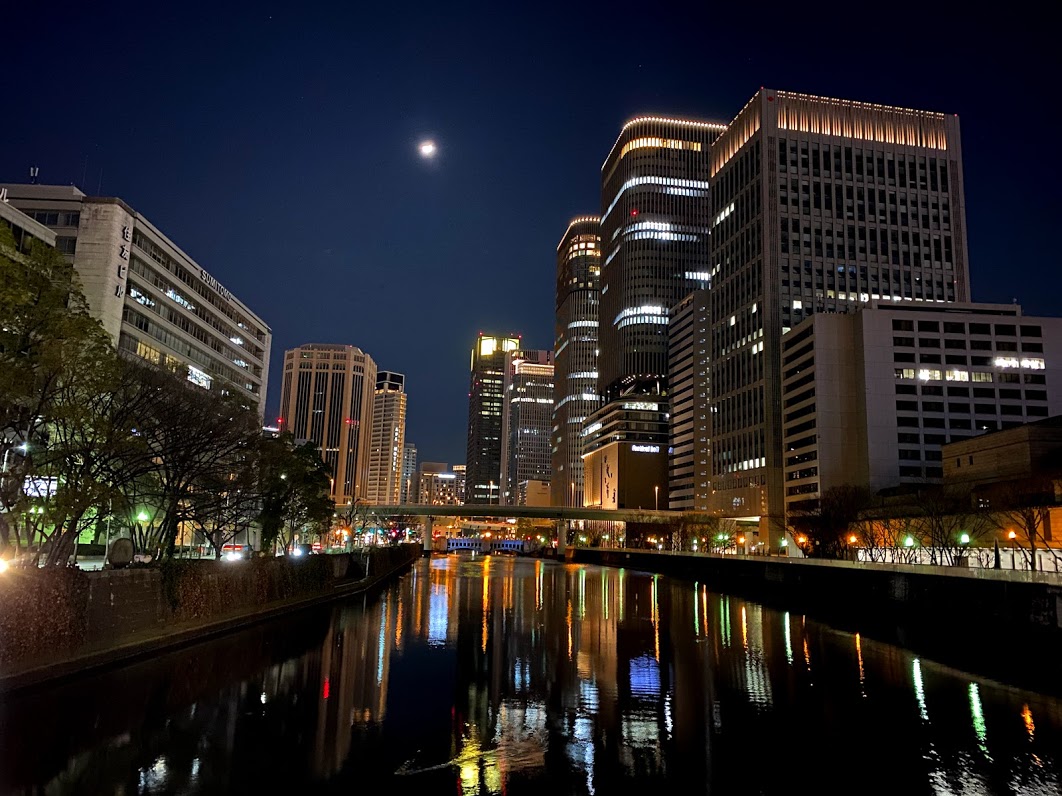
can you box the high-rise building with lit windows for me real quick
[707,89,970,545]
[366,371,407,505]
[551,216,601,507]
[500,349,554,505]
[668,289,711,510]
[583,116,725,510]
[2,183,271,412]
[279,344,376,506]
[465,334,521,504]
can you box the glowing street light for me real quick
[137,511,150,523]
[904,535,915,548]
[959,532,971,545]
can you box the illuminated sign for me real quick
[187,365,212,390]
[631,444,660,453]
[199,267,233,301]
[623,401,659,411]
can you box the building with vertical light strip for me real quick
[279,344,377,507]
[583,116,725,510]
[500,349,554,505]
[551,216,601,507]
[366,371,407,505]
[465,333,521,504]
[707,89,970,546]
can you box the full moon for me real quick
[418,140,437,158]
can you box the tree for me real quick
[988,464,1062,572]
[913,484,990,566]
[129,363,262,559]
[257,434,334,554]
[187,465,259,559]
[788,485,873,558]
[0,225,114,553]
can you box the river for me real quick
[1,555,1060,794]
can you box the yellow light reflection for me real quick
[855,633,865,695]
[741,605,748,650]
[566,599,573,661]
[1022,704,1036,739]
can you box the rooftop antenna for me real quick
[29,166,39,185]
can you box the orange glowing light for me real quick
[848,534,857,544]
[797,535,807,545]
[737,536,745,544]
[1008,530,1017,540]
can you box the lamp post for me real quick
[1008,530,1018,569]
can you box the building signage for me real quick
[631,444,660,453]
[199,267,233,301]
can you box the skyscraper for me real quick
[279,344,377,506]
[366,371,407,505]
[707,89,969,543]
[551,216,601,507]
[668,289,711,510]
[583,116,725,509]
[400,443,417,504]
[465,333,520,503]
[500,349,554,505]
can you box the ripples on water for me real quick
[1,555,1061,795]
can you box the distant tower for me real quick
[465,333,521,503]
[500,349,554,504]
[551,216,601,507]
[400,443,417,503]
[279,344,376,506]
[366,371,407,504]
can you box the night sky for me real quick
[4,2,1058,464]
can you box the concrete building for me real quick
[400,443,417,504]
[278,344,377,506]
[517,480,551,507]
[500,349,554,505]
[417,462,465,506]
[708,90,970,542]
[465,334,521,504]
[1,195,56,252]
[551,216,602,507]
[587,116,726,509]
[366,371,407,505]
[668,289,711,510]
[780,303,1061,519]
[2,184,271,411]
[944,416,1062,496]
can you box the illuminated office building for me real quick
[584,116,725,509]
[366,371,407,505]
[708,89,970,544]
[668,289,711,510]
[279,344,376,506]
[500,349,554,505]
[551,216,601,507]
[465,334,521,503]
[2,184,271,411]
[417,462,465,505]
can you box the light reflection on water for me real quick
[2,555,1062,795]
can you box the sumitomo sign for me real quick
[631,444,660,453]
[199,267,233,301]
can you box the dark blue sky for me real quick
[4,2,1058,463]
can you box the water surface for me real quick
[2,555,1060,794]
